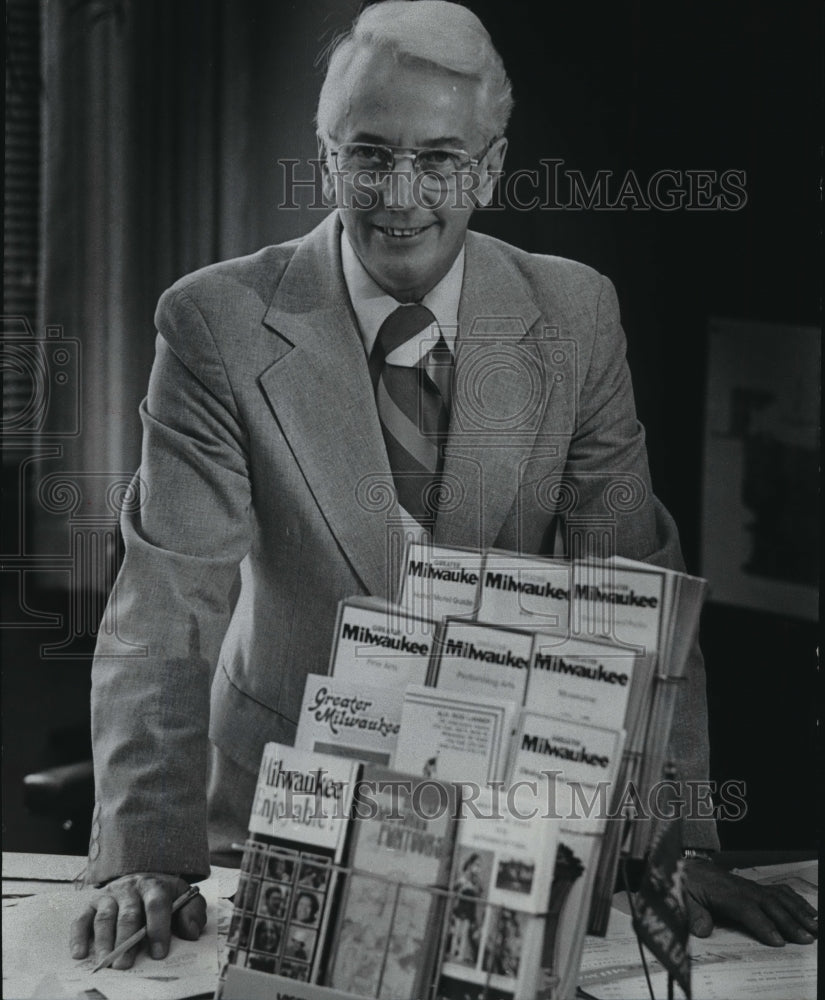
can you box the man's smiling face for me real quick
[323,48,504,302]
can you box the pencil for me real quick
[90,885,201,973]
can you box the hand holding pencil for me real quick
[70,873,207,971]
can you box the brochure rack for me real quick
[217,843,569,1000]
[217,545,707,1000]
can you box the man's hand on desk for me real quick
[69,873,207,970]
[684,860,818,947]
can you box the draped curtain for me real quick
[34,0,357,563]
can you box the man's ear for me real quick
[317,136,337,206]
[475,137,508,208]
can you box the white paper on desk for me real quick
[201,865,240,902]
[1,880,224,1000]
[2,854,240,900]
[2,852,88,883]
[578,860,817,1000]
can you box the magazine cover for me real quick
[328,767,458,999]
[294,672,404,766]
[510,714,625,1000]
[431,619,533,705]
[438,786,559,1000]
[329,596,436,688]
[394,685,516,784]
[397,541,484,622]
[476,551,572,633]
[527,635,638,733]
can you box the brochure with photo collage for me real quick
[216,743,360,992]
[226,841,338,982]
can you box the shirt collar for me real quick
[341,229,463,361]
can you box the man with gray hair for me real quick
[71,0,816,973]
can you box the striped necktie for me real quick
[369,304,451,527]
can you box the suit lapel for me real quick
[435,232,545,549]
[259,215,550,588]
[259,213,393,598]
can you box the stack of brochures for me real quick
[217,540,706,1000]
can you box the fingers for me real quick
[685,895,713,938]
[69,905,96,959]
[759,897,815,945]
[689,871,783,946]
[92,892,123,963]
[111,891,146,970]
[773,884,818,935]
[729,899,787,947]
[140,877,179,961]
[137,876,207,957]
[684,863,818,947]
[172,893,208,940]
[759,887,817,944]
[69,873,198,969]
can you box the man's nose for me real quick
[381,157,417,210]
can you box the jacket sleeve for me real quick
[559,275,719,850]
[87,285,252,883]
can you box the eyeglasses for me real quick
[329,139,497,191]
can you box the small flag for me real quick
[631,785,691,997]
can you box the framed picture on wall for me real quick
[701,317,819,621]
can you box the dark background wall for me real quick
[2,0,819,854]
[475,3,820,851]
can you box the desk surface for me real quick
[3,852,818,1000]
[579,854,818,1000]
[3,852,237,1000]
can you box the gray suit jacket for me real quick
[88,211,718,883]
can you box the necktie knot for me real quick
[375,304,438,359]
